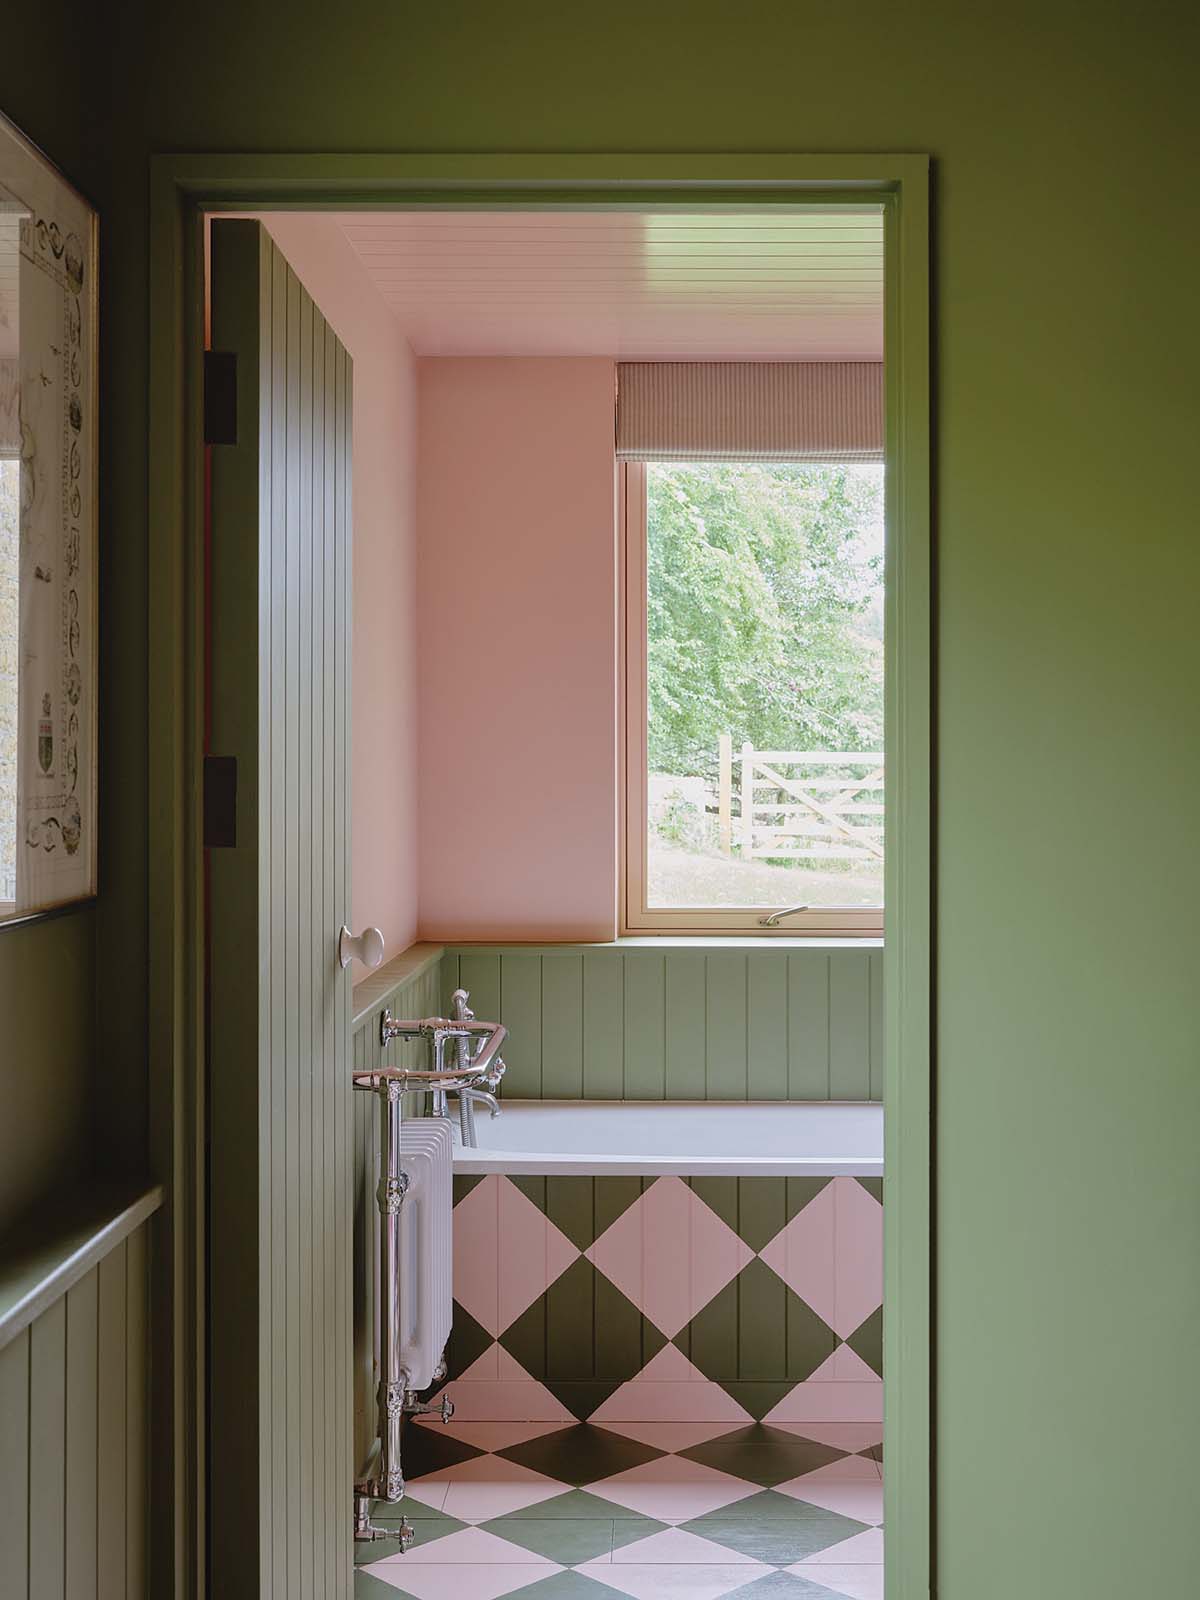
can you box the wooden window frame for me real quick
[621,457,886,937]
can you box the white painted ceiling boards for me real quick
[337,210,883,359]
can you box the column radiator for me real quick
[395,1118,454,1390]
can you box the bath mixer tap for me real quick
[447,987,506,1147]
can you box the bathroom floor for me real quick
[355,1417,883,1600]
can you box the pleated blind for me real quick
[615,360,883,462]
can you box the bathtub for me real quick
[451,1098,882,1177]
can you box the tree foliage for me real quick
[646,462,884,779]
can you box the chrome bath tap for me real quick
[448,987,505,1147]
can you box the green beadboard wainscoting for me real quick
[0,1186,161,1599]
[442,943,883,1102]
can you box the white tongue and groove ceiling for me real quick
[336,210,883,359]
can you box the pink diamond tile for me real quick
[789,1565,884,1600]
[831,1177,884,1339]
[497,1174,581,1331]
[588,1344,754,1425]
[800,1529,885,1565]
[759,1178,837,1328]
[595,1420,748,1453]
[610,1528,763,1565]
[452,1176,580,1336]
[586,1176,753,1338]
[760,1178,882,1339]
[452,1174,505,1334]
[777,1460,884,1523]
[421,1452,567,1522]
[363,1558,562,1599]
[763,1347,882,1425]
[576,1560,771,1600]
[371,1527,563,1566]
[435,1344,577,1423]
[586,1454,759,1523]
[402,1475,450,1512]
[782,1453,880,1486]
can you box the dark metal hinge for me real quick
[203,755,238,848]
[203,350,238,445]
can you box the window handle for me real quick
[758,904,810,928]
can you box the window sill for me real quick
[444,934,883,952]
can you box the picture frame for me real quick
[0,111,98,926]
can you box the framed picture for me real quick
[0,111,98,926]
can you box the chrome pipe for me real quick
[377,1077,407,1503]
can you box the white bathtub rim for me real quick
[452,1151,883,1177]
[448,1098,882,1177]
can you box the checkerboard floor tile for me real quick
[358,1422,882,1599]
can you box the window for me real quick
[623,458,885,935]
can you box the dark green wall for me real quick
[0,13,105,1229]
[5,0,1199,1590]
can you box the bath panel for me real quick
[435,1174,882,1426]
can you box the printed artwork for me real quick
[1,114,96,913]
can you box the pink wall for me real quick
[261,216,420,967]
[416,358,618,942]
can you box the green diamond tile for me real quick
[677,1424,845,1486]
[501,1488,651,1521]
[786,1176,834,1220]
[399,1420,485,1479]
[714,1381,802,1422]
[453,1173,487,1205]
[442,1300,495,1380]
[846,1306,883,1378]
[498,1423,665,1485]
[679,1258,838,1399]
[693,1487,834,1520]
[499,1257,666,1420]
[480,1515,618,1564]
[510,1174,548,1210]
[854,1176,883,1204]
[499,1571,636,1600]
[610,1516,671,1552]
[725,1572,859,1600]
[506,1176,648,1252]
[684,1500,870,1563]
[863,1440,883,1463]
[687,1175,741,1230]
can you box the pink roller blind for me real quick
[615,361,883,462]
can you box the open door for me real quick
[206,218,353,1598]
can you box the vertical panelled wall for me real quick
[349,945,446,1476]
[0,1224,148,1599]
[443,945,883,1102]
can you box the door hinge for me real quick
[203,754,238,848]
[203,350,238,445]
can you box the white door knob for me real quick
[339,925,385,971]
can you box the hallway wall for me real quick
[0,7,102,1226]
[6,2,1197,1596]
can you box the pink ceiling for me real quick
[335,210,883,359]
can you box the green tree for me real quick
[646,461,883,779]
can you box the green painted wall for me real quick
[0,15,105,1228]
[6,1,1198,1592]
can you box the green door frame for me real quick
[145,153,931,1600]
